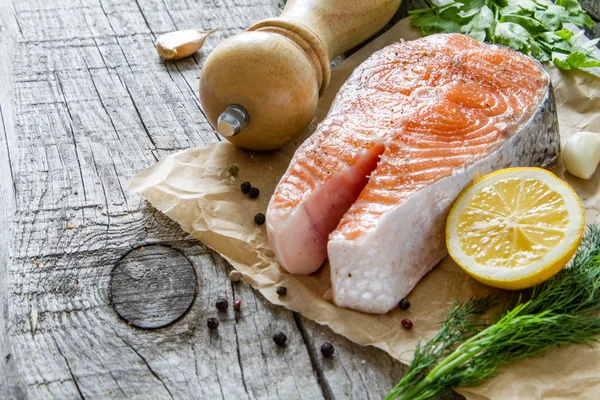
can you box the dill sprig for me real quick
[387,225,600,400]
[390,295,497,397]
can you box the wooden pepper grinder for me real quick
[199,0,402,151]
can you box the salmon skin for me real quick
[266,34,559,314]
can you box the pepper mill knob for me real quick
[217,105,248,137]
[200,0,402,151]
[200,30,320,151]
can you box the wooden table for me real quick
[1,1,598,399]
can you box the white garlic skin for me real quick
[155,28,218,60]
[562,131,600,180]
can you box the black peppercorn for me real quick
[401,319,413,330]
[320,342,335,358]
[248,187,260,199]
[240,181,251,194]
[254,213,266,225]
[207,317,219,330]
[233,300,242,312]
[276,286,287,296]
[272,332,287,346]
[399,298,411,310]
[216,298,229,312]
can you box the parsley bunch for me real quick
[410,0,600,70]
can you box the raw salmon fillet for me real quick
[267,34,559,313]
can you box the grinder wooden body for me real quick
[199,0,402,151]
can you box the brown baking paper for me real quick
[127,18,600,400]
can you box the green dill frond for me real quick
[525,224,600,315]
[388,225,600,400]
[386,294,497,400]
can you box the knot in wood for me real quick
[110,245,196,329]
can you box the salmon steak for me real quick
[266,34,559,314]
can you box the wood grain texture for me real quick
[110,245,197,329]
[582,0,599,21]
[0,2,28,398]
[0,0,597,399]
[0,0,419,398]
[582,0,600,40]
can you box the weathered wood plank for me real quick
[1,0,328,398]
[1,0,598,399]
[583,1,600,42]
[110,245,197,329]
[0,2,28,398]
[582,0,599,21]
[296,315,462,400]
[295,315,406,399]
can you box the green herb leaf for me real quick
[552,51,572,68]
[534,6,570,30]
[410,4,463,35]
[462,5,495,42]
[566,50,590,66]
[511,0,538,13]
[501,14,545,31]
[533,0,551,10]
[539,31,561,43]
[555,28,574,41]
[569,12,595,28]
[529,38,550,62]
[495,22,532,50]
[409,0,600,72]
[556,0,583,14]
[501,4,533,17]
[568,30,586,45]
[552,39,572,52]
[566,50,600,67]
[460,0,488,11]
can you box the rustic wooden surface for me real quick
[110,245,197,329]
[0,0,598,399]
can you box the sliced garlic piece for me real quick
[562,131,600,179]
[155,28,219,60]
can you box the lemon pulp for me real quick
[447,168,584,290]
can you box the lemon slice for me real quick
[446,167,585,290]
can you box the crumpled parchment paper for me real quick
[127,18,600,400]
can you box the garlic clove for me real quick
[155,28,219,60]
[562,131,600,180]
